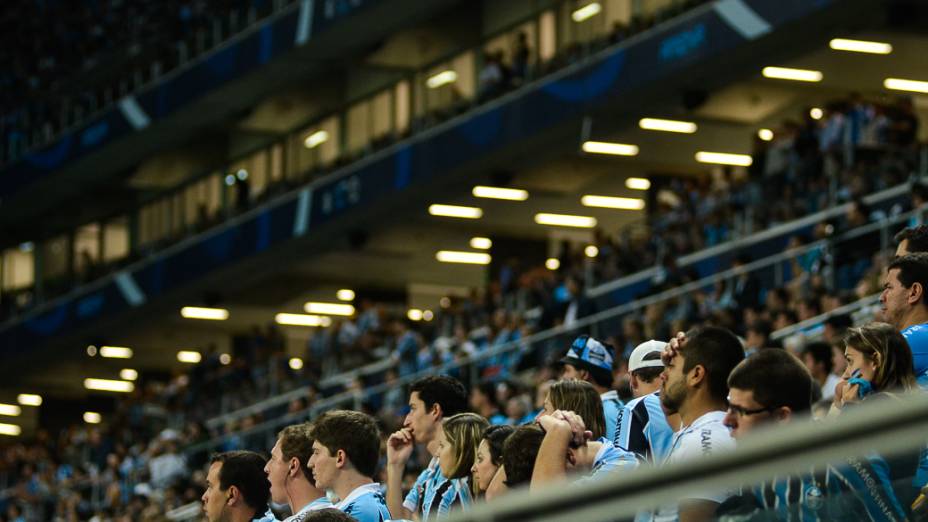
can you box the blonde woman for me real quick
[434,413,489,517]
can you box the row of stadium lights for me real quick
[18,37,917,434]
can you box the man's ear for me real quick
[774,406,792,423]
[909,282,924,305]
[335,449,347,470]
[429,402,443,420]
[288,456,300,477]
[687,364,706,388]
[227,485,240,506]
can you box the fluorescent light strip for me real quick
[83,412,102,424]
[639,118,697,134]
[829,38,892,55]
[472,186,529,201]
[428,204,483,219]
[470,237,492,250]
[17,394,41,406]
[304,302,356,316]
[336,289,355,301]
[119,369,138,381]
[303,130,329,149]
[84,378,135,393]
[625,178,651,190]
[0,423,21,436]
[581,195,646,210]
[534,213,597,228]
[695,151,753,166]
[177,351,202,364]
[100,346,133,359]
[276,313,332,327]
[427,70,457,89]
[180,307,229,320]
[436,250,492,265]
[572,2,601,22]
[581,141,639,156]
[0,404,21,417]
[884,78,928,94]
[762,66,823,82]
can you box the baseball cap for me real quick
[628,340,667,373]
[560,335,615,376]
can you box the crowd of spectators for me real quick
[1,0,290,163]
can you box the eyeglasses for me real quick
[727,403,776,418]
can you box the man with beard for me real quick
[653,326,745,522]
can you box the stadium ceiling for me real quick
[9,27,928,397]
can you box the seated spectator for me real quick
[559,335,622,442]
[435,413,489,512]
[531,380,637,489]
[201,451,271,522]
[386,376,469,521]
[309,411,391,522]
[470,381,508,425]
[471,425,513,498]
[802,342,841,401]
[655,327,745,522]
[616,341,676,464]
[500,425,546,490]
[879,253,928,389]
[265,424,332,519]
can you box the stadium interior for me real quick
[2,0,928,520]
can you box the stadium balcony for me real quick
[0,0,903,355]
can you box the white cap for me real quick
[629,340,667,372]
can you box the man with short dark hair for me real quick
[801,342,840,401]
[615,341,676,466]
[386,375,469,520]
[560,335,623,442]
[202,451,271,522]
[655,326,745,522]
[744,320,773,355]
[882,253,928,388]
[309,411,390,522]
[265,424,332,521]
[896,224,928,255]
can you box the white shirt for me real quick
[822,373,842,401]
[653,411,736,522]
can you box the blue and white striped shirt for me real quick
[615,392,674,464]
[403,457,472,520]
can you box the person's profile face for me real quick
[201,462,228,522]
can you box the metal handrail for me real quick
[445,391,928,522]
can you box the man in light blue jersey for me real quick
[560,335,623,442]
[309,411,391,522]
[264,424,332,521]
[884,252,928,389]
[615,340,676,465]
[386,375,469,521]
